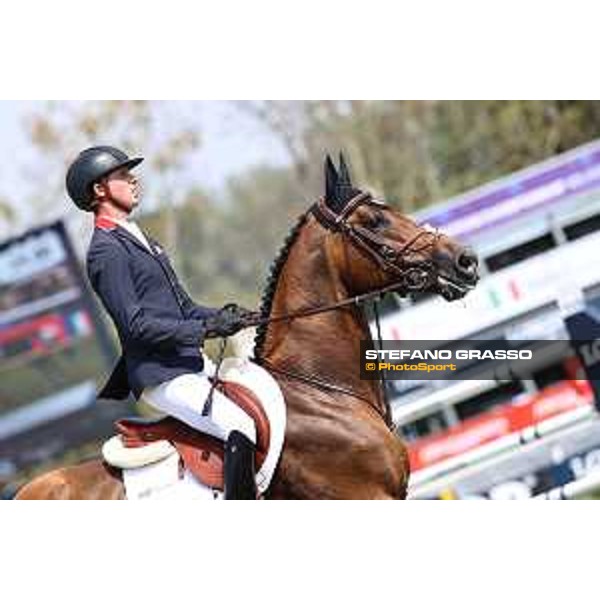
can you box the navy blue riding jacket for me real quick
[87,215,219,400]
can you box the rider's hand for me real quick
[204,303,259,338]
[221,303,260,327]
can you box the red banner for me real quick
[408,380,593,472]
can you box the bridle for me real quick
[248,191,446,430]
[310,191,442,289]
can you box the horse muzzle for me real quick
[436,249,480,301]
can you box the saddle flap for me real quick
[214,379,270,457]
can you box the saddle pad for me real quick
[218,358,286,493]
[122,453,223,501]
[102,435,176,469]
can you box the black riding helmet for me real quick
[66,146,144,211]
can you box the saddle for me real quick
[114,380,270,490]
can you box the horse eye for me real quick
[367,211,388,230]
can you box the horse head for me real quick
[314,153,479,302]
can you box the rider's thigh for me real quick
[142,372,256,443]
[142,373,225,440]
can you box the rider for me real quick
[66,145,258,499]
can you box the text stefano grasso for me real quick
[364,349,533,361]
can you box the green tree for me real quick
[241,100,600,212]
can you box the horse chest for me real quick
[274,398,409,499]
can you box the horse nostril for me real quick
[456,250,478,275]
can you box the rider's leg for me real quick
[142,373,256,442]
[223,430,257,500]
[192,375,258,499]
[141,373,257,499]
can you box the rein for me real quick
[248,192,445,432]
[247,278,420,327]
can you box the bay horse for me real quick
[15,154,478,499]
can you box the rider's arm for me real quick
[159,252,220,321]
[175,279,220,321]
[182,293,220,321]
[87,244,207,351]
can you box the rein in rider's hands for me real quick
[202,303,259,339]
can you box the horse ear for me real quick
[338,152,352,187]
[324,154,339,207]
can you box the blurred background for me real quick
[2,100,600,499]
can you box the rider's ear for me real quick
[93,181,106,200]
[324,154,339,209]
[338,152,352,187]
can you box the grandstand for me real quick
[379,139,600,498]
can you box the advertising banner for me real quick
[408,380,593,472]
[418,140,600,240]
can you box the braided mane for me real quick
[253,210,310,362]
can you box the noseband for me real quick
[310,191,442,292]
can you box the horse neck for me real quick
[261,220,381,404]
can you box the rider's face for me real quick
[97,167,141,212]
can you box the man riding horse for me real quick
[16,150,479,500]
[66,146,258,499]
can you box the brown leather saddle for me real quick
[115,380,270,490]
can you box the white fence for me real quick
[408,407,600,500]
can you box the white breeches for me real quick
[141,368,256,444]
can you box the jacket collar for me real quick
[95,214,156,256]
[95,215,118,230]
